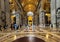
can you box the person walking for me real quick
[0,25,2,31]
[14,24,18,30]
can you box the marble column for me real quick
[5,0,11,28]
[18,13,21,25]
[56,0,60,27]
[39,9,45,27]
[0,1,1,25]
[25,16,27,26]
[16,13,20,26]
[51,0,56,28]
[0,0,5,11]
[19,14,22,25]
[56,0,60,8]
[0,0,5,26]
[35,15,38,25]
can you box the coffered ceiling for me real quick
[18,0,40,12]
[9,0,50,14]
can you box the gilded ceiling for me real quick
[19,0,39,12]
[9,0,50,13]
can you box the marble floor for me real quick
[13,37,45,42]
[0,26,60,42]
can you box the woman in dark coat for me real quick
[0,25,2,31]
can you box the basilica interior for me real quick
[0,0,60,42]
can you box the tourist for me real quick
[0,25,2,31]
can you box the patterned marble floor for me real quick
[0,26,60,42]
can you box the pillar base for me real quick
[39,24,45,28]
[53,24,56,28]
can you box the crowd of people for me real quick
[0,23,22,31]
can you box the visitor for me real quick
[20,24,22,28]
[0,25,2,31]
[3,24,8,31]
[11,24,14,30]
[14,24,18,30]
